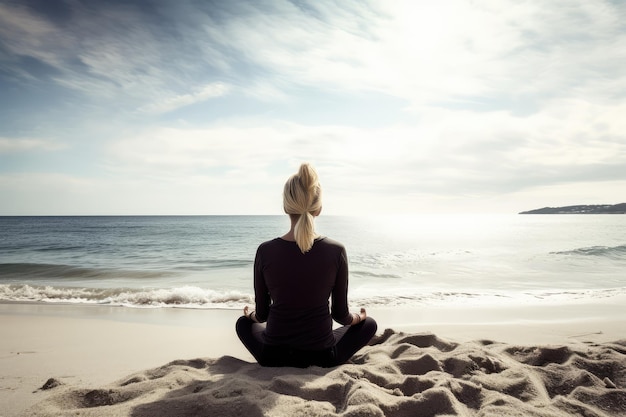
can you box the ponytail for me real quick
[283,163,322,253]
[293,212,316,253]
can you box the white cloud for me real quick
[202,0,626,112]
[0,2,232,110]
[0,3,72,69]
[2,1,625,215]
[101,87,626,208]
[137,83,231,114]
[6,1,625,113]
[0,138,66,153]
[0,169,286,215]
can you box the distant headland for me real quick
[519,203,626,214]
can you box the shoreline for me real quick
[2,299,625,416]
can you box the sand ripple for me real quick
[25,331,626,416]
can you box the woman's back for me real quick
[254,237,352,350]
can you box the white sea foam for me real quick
[2,283,625,309]
[0,284,253,309]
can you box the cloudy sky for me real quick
[1,0,625,215]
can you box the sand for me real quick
[1,298,625,417]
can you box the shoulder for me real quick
[313,236,346,255]
[257,238,282,252]
[315,236,344,248]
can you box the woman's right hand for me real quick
[352,308,367,325]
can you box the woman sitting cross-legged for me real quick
[236,162,377,367]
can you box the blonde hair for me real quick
[283,163,322,253]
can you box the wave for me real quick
[351,270,403,279]
[2,284,625,309]
[551,244,626,259]
[351,287,626,307]
[0,263,173,281]
[34,245,88,252]
[0,284,252,308]
[0,260,252,281]
[185,259,253,269]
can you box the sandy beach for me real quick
[2,298,625,417]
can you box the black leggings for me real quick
[235,316,377,368]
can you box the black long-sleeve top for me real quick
[253,236,353,350]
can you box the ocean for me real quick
[1,215,625,309]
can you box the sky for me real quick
[1,0,625,215]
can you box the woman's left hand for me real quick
[243,306,257,322]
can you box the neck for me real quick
[281,216,298,241]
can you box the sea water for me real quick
[1,215,625,309]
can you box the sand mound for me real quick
[24,331,626,416]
